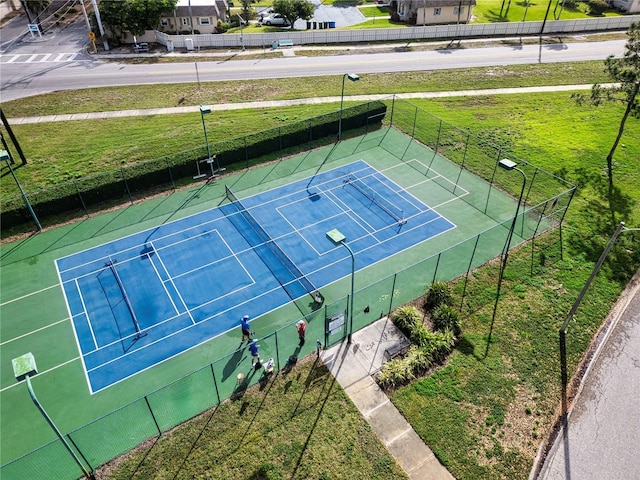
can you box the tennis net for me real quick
[224,186,323,304]
[344,174,406,226]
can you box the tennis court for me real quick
[1,121,574,478]
[56,160,455,392]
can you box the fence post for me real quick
[74,180,89,217]
[165,157,176,191]
[460,234,481,311]
[453,132,470,194]
[432,253,441,285]
[66,434,95,476]
[274,330,280,371]
[121,167,133,204]
[483,152,502,214]
[427,119,442,170]
[144,396,162,436]
[388,273,397,317]
[244,136,249,169]
[210,364,221,405]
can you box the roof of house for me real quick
[172,0,228,16]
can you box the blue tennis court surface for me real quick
[55,160,455,392]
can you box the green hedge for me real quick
[1,101,386,231]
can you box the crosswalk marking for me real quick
[0,52,87,63]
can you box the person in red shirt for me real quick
[296,320,306,346]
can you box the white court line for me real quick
[86,279,285,376]
[0,356,80,393]
[147,246,181,316]
[76,278,98,350]
[218,231,255,284]
[56,212,223,274]
[0,317,69,346]
[0,283,60,306]
[152,242,193,324]
[328,187,380,238]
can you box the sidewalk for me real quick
[321,318,455,480]
[6,84,608,125]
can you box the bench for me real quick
[383,343,409,362]
[133,42,149,53]
[278,39,293,48]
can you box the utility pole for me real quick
[90,0,109,51]
[0,108,27,165]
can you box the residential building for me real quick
[611,0,640,13]
[393,0,476,25]
[160,0,229,34]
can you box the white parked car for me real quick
[261,13,290,26]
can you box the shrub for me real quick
[424,281,453,311]
[405,345,432,373]
[391,305,421,333]
[585,0,609,14]
[422,329,456,363]
[377,357,415,388]
[432,304,461,336]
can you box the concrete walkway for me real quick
[321,317,455,480]
[6,85,612,125]
[6,85,600,125]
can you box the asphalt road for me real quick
[0,15,627,102]
[538,271,640,480]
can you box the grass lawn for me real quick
[1,57,638,479]
[0,61,613,198]
[98,356,408,479]
[471,0,622,22]
[359,5,391,17]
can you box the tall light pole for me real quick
[338,73,360,141]
[238,14,245,51]
[485,159,526,356]
[199,105,224,179]
[1,150,41,231]
[11,353,95,479]
[326,229,355,344]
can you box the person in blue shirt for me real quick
[240,315,252,344]
[249,339,261,367]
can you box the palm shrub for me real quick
[405,345,432,373]
[422,329,456,363]
[424,281,453,312]
[432,304,461,337]
[391,305,421,333]
[378,356,415,388]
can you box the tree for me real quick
[21,0,50,30]
[572,22,640,225]
[273,0,314,29]
[101,0,177,42]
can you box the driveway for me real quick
[293,0,366,29]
